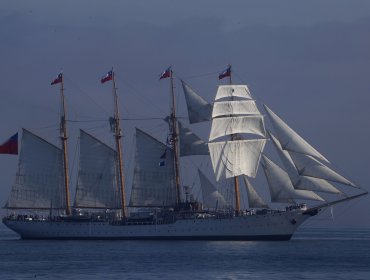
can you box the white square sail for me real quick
[208,139,267,181]
[215,85,253,100]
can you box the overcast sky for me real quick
[1,0,369,227]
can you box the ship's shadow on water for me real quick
[0,226,369,280]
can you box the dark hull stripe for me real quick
[20,235,293,241]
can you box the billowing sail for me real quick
[268,131,341,194]
[178,122,209,157]
[208,139,267,181]
[212,100,261,118]
[209,84,266,181]
[198,170,226,209]
[264,104,329,163]
[215,85,253,100]
[74,130,121,209]
[209,115,266,141]
[6,129,65,209]
[181,80,212,124]
[261,155,324,203]
[129,129,176,207]
[243,176,268,208]
[288,151,356,187]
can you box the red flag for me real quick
[51,73,63,85]
[218,66,231,80]
[101,70,113,84]
[159,66,171,80]
[0,133,18,155]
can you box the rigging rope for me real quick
[64,74,110,117]
[178,70,220,80]
[66,116,187,123]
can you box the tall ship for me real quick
[1,66,367,240]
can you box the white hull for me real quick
[3,211,311,240]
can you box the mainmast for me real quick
[170,70,181,206]
[160,67,181,206]
[102,69,126,218]
[52,72,71,216]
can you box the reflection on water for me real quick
[0,224,369,280]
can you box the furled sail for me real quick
[129,129,177,207]
[212,100,261,118]
[209,115,266,141]
[243,176,268,208]
[215,85,253,100]
[208,139,267,181]
[264,104,329,163]
[198,169,226,209]
[288,151,356,187]
[261,155,324,203]
[74,130,121,209]
[178,122,209,157]
[6,129,65,209]
[181,80,213,124]
[268,131,340,194]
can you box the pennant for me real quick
[218,66,231,80]
[159,66,171,80]
[101,70,113,84]
[51,73,63,85]
[159,150,167,166]
[0,133,18,155]
[166,135,174,145]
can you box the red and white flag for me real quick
[51,73,63,85]
[101,70,113,84]
[0,133,18,155]
[159,66,171,80]
[218,66,231,80]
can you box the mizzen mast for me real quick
[51,72,71,215]
[102,69,126,218]
[113,71,127,218]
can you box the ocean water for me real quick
[0,225,369,280]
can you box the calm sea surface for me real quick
[0,225,369,280]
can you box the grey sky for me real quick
[1,0,369,227]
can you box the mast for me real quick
[209,66,266,213]
[60,75,71,216]
[112,70,127,218]
[228,65,241,215]
[170,69,181,206]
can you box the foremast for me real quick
[208,65,267,214]
[227,65,241,215]
[58,73,71,216]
